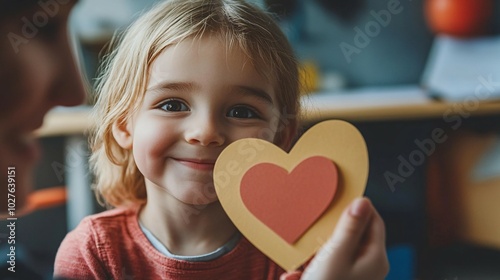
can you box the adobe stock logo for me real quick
[385,74,500,192]
[7,0,72,53]
[339,0,405,64]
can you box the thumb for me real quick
[301,198,374,280]
[317,197,373,263]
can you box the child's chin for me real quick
[175,190,219,206]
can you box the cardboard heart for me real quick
[213,120,368,271]
[241,156,338,244]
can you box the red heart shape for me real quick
[240,156,338,244]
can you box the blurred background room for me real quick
[1,0,500,279]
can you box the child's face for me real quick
[114,36,284,205]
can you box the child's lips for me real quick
[174,158,216,171]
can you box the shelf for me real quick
[36,87,500,137]
[36,106,92,137]
[301,86,500,123]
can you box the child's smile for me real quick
[173,157,216,172]
[116,35,281,205]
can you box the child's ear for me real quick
[112,118,133,149]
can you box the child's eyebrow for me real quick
[146,81,193,93]
[146,82,273,105]
[235,86,274,105]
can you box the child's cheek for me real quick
[131,121,170,176]
[253,125,278,143]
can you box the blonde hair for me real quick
[90,0,300,207]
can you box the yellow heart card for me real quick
[213,120,369,271]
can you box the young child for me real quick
[54,0,388,279]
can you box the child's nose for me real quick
[184,114,225,147]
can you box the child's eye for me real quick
[227,106,260,119]
[160,100,189,112]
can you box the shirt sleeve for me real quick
[54,218,108,280]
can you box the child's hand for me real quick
[301,198,389,280]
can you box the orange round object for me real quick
[424,0,493,37]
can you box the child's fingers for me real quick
[319,198,374,263]
[330,198,374,258]
[301,198,379,280]
[355,206,390,277]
